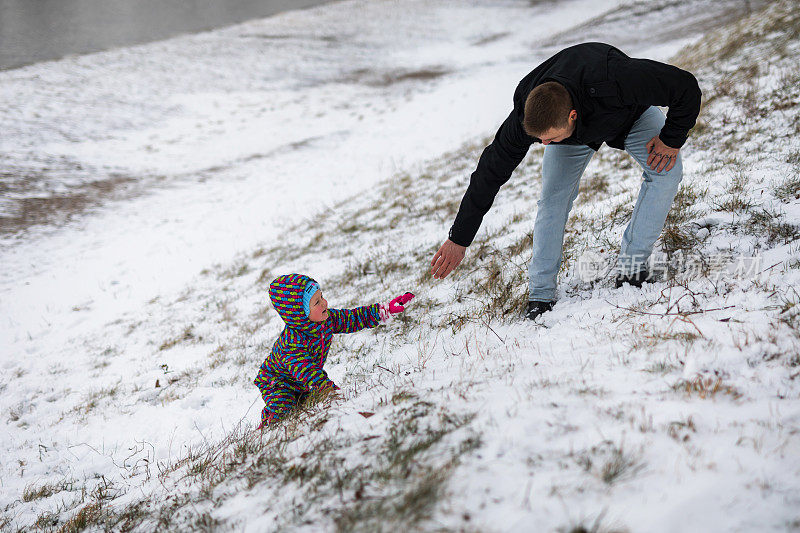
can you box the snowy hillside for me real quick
[2,0,799,531]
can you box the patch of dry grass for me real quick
[574,440,644,486]
[673,374,742,400]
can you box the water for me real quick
[0,0,330,71]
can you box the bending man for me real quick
[430,42,701,320]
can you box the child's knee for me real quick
[265,389,299,415]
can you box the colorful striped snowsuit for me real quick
[255,274,380,425]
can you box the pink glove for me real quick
[379,292,415,322]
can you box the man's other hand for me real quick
[646,135,680,173]
[430,239,466,279]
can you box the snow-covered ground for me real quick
[2,0,797,531]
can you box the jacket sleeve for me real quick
[327,305,381,334]
[448,109,533,247]
[614,56,702,149]
[283,345,337,391]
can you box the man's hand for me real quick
[430,239,466,279]
[646,135,680,173]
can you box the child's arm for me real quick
[328,293,415,333]
[327,305,381,334]
[284,348,338,391]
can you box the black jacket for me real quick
[449,42,701,247]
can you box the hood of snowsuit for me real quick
[269,273,320,332]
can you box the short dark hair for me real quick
[523,81,573,137]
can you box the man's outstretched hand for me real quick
[646,135,680,173]
[430,239,466,279]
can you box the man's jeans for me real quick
[528,106,683,302]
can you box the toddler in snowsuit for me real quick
[254,273,413,427]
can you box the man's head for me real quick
[523,81,577,144]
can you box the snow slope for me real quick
[2,0,797,531]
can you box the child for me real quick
[254,273,414,427]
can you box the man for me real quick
[429,42,701,320]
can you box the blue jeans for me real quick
[528,106,683,302]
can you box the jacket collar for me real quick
[549,74,587,144]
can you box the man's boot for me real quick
[525,300,554,320]
[614,268,650,288]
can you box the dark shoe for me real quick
[614,269,650,288]
[525,300,554,320]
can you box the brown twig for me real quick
[374,364,395,375]
[480,316,506,344]
[605,300,736,317]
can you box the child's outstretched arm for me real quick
[327,304,381,334]
[328,293,415,333]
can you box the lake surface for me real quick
[0,0,330,70]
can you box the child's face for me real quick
[307,289,329,322]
